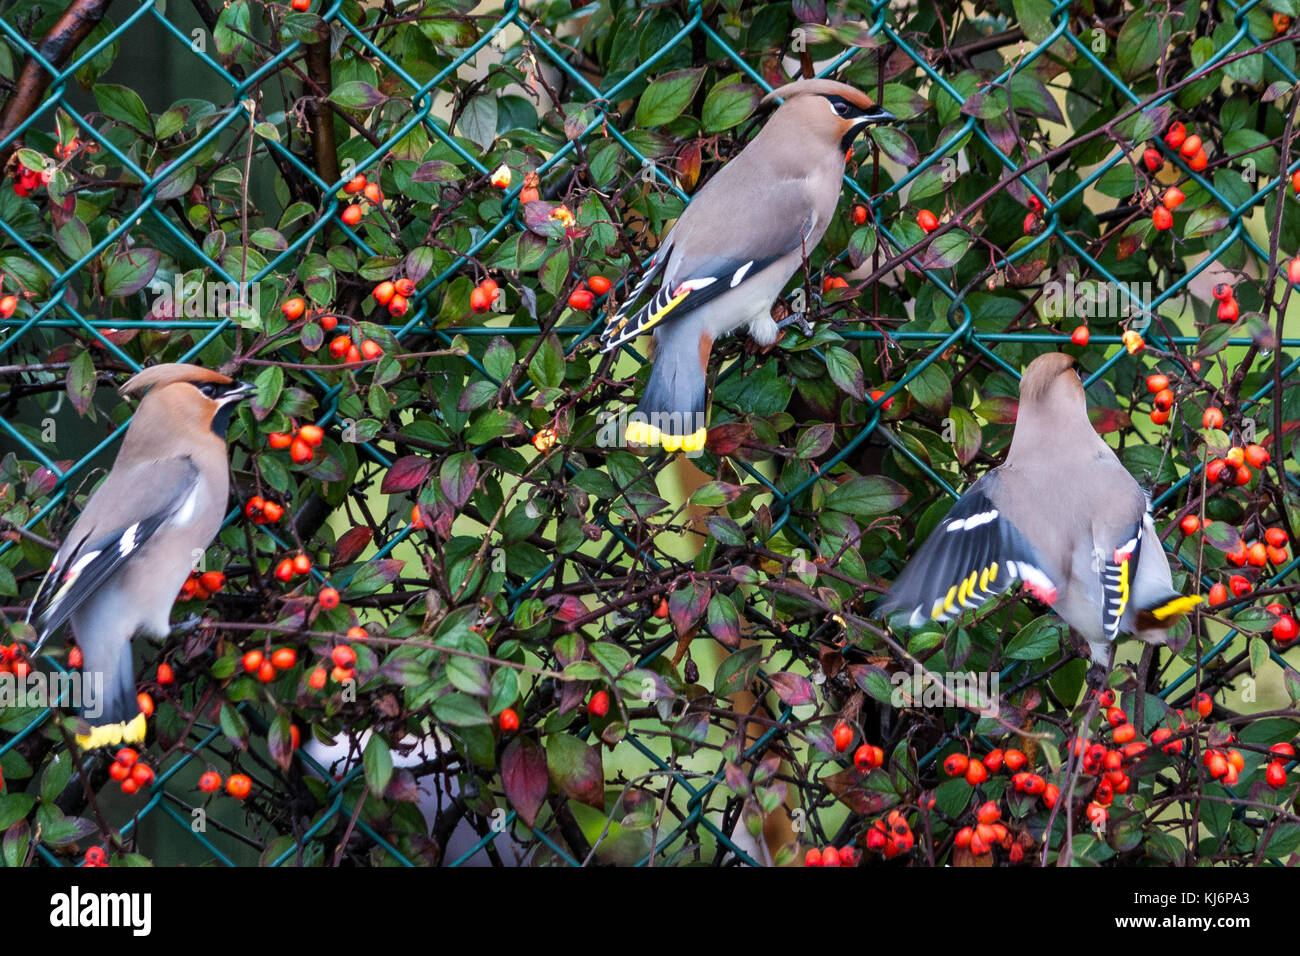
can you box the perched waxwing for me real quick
[26,364,252,748]
[600,78,894,452]
[876,352,1201,676]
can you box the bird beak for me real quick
[857,105,896,126]
[217,381,256,404]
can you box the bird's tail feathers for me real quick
[624,335,708,454]
[1138,593,1203,625]
[73,634,146,749]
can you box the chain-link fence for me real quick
[2,0,1299,867]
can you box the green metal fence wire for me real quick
[1,0,1298,866]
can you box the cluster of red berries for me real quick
[566,275,611,311]
[307,633,363,688]
[108,747,155,795]
[955,800,1013,858]
[273,551,313,582]
[0,643,31,678]
[11,162,49,198]
[179,569,225,601]
[866,809,913,857]
[469,277,501,313]
[1163,121,1209,172]
[822,274,850,294]
[244,494,285,525]
[340,173,384,227]
[1266,743,1294,789]
[201,771,252,799]
[1023,194,1045,234]
[853,741,885,771]
[1210,282,1243,322]
[1205,442,1270,489]
[803,844,862,867]
[372,277,414,319]
[242,646,298,684]
[269,422,324,464]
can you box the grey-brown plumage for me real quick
[877,352,1201,671]
[601,78,894,452]
[27,364,251,744]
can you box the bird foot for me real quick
[776,311,815,337]
[173,613,205,634]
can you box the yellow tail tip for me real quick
[1149,595,1204,621]
[75,712,148,750]
[625,420,707,453]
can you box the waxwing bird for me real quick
[27,364,252,748]
[876,352,1201,676]
[600,78,894,453]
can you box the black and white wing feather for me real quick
[27,458,200,649]
[876,475,1060,628]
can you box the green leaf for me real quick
[908,363,952,413]
[103,247,161,296]
[363,734,393,797]
[527,332,565,389]
[825,346,865,400]
[65,349,96,417]
[330,81,387,110]
[93,83,152,134]
[458,95,499,151]
[701,78,760,132]
[635,68,705,127]
[714,645,762,697]
[826,476,910,516]
[1116,11,1166,80]
[921,229,970,270]
[1004,616,1065,660]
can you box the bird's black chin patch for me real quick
[210,402,237,437]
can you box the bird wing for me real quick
[1098,521,1144,642]
[599,176,820,352]
[876,473,1061,628]
[28,457,201,648]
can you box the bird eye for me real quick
[198,383,218,397]
[832,100,850,116]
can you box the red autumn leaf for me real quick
[380,454,432,494]
[332,526,373,567]
[501,737,549,827]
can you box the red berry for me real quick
[588,690,609,718]
[1070,325,1090,346]
[804,847,823,867]
[1188,149,1208,172]
[372,281,396,306]
[832,723,854,752]
[916,209,939,232]
[1152,206,1173,230]
[568,289,594,311]
[1229,574,1252,597]
[1267,761,1287,789]
[270,647,297,670]
[1289,258,1300,285]
[1212,283,1234,302]
[470,287,491,313]
[308,666,327,690]
[499,708,519,732]
[331,645,356,669]
[344,175,367,194]
[852,204,867,225]
[395,278,415,297]
[242,650,264,673]
[1217,299,1238,322]
[289,439,314,464]
[1165,122,1186,149]
[226,774,252,799]
[965,759,988,785]
[1145,373,1169,393]
[1180,134,1202,159]
[1162,186,1185,210]
[281,297,306,320]
[157,661,175,685]
[1179,514,1200,535]
[1143,148,1162,172]
[198,771,221,793]
[943,753,969,777]
[318,586,340,609]
[1193,693,1212,718]
[1208,582,1228,606]
[1266,527,1288,548]
[1203,407,1224,429]
[588,275,611,295]
[1112,723,1136,744]
[1003,749,1027,772]
[1273,615,1298,643]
